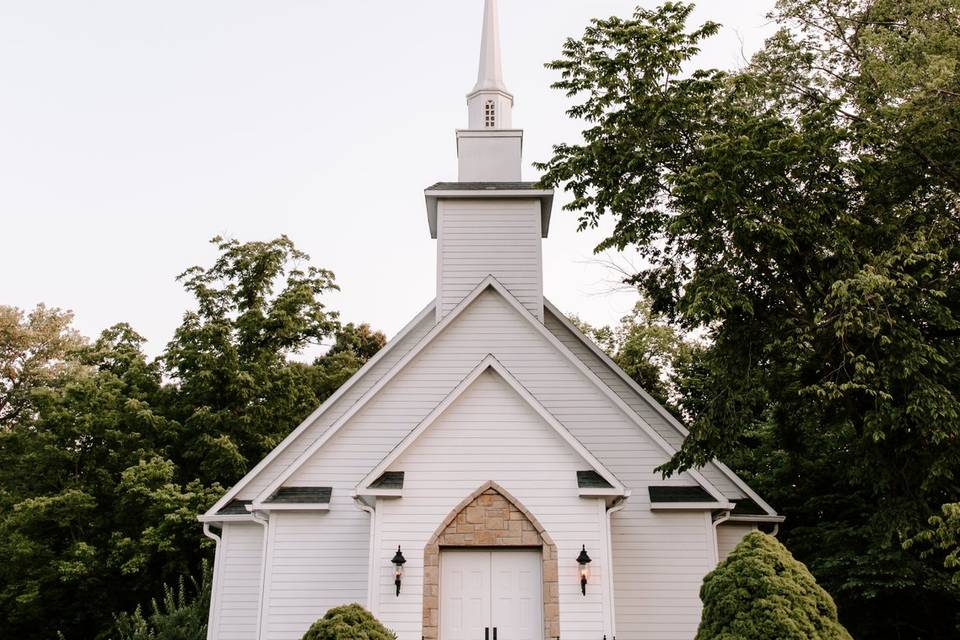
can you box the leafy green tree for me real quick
[163,235,341,485]
[111,562,211,640]
[906,503,960,585]
[0,236,385,640]
[0,323,212,639]
[570,297,699,407]
[311,323,387,404]
[697,532,852,640]
[539,1,960,637]
[301,604,396,640]
[0,304,84,426]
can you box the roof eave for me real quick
[424,188,554,239]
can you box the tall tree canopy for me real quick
[0,237,384,640]
[539,1,960,637]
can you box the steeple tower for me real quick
[456,0,523,182]
[467,0,513,129]
[425,0,554,322]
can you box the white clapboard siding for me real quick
[716,522,757,561]
[214,523,264,640]
[269,289,711,639]
[235,310,435,500]
[261,509,369,640]
[373,370,606,640]
[437,199,543,320]
[611,502,713,640]
[543,308,745,501]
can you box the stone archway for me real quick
[422,481,559,640]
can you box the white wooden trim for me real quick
[650,501,733,511]
[247,503,330,512]
[255,276,727,505]
[728,514,786,524]
[256,515,274,640]
[203,299,437,517]
[353,354,628,496]
[356,488,403,498]
[197,514,256,524]
[597,499,613,640]
[578,488,625,497]
[543,299,780,516]
[203,524,223,640]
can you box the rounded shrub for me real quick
[696,532,852,640]
[301,604,396,640]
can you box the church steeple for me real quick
[457,0,522,181]
[425,0,553,322]
[467,0,513,129]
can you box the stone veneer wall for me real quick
[422,482,560,640]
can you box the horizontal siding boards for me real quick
[215,523,264,640]
[374,371,606,640]
[543,309,746,500]
[272,290,712,639]
[235,311,435,500]
[438,200,542,320]
[263,510,369,640]
[716,523,756,562]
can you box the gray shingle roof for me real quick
[370,471,405,489]
[426,182,545,191]
[217,500,252,515]
[648,486,715,503]
[577,470,613,489]
[732,498,766,515]
[265,487,332,504]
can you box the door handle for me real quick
[493,628,498,640]
[485,628,489,640]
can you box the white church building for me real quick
[199,3,782,639]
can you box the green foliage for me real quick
[570,297,699,408]
[697,532,852,640]
[112,562,211,640]
[164,235,341,484]
[0,304,84,425]
[540,1,960,637]
[905,502,960,584]
[0,236,384,640]
[300,604,396,640]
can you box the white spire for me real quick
[472,0,509,95]
[466,0,514,130]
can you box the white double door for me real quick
[440,549,543,640]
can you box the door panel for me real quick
[441,550,542,640]
[492,550,542,640]
[441,551,491,640]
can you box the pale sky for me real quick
[1,0,777,357]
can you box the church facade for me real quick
[199,3,782,639]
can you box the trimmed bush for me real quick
[696,532,852,640]
[301,604,395,640]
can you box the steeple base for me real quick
[457,129,523,182]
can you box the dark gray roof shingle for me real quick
[266,487,332,504]
[732,498,767,515]
[370,471,405,489]
[217,499,252,515]
[577,470,613,489]
[648,486,715,503]
[426,182,545,191]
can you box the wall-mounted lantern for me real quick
[392,546,407,596]
[576,545,592,596]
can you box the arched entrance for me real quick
[421,481,560,640]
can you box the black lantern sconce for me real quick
[392,546,407,596]
[576,545,592,596]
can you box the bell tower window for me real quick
[484,100,496,128]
